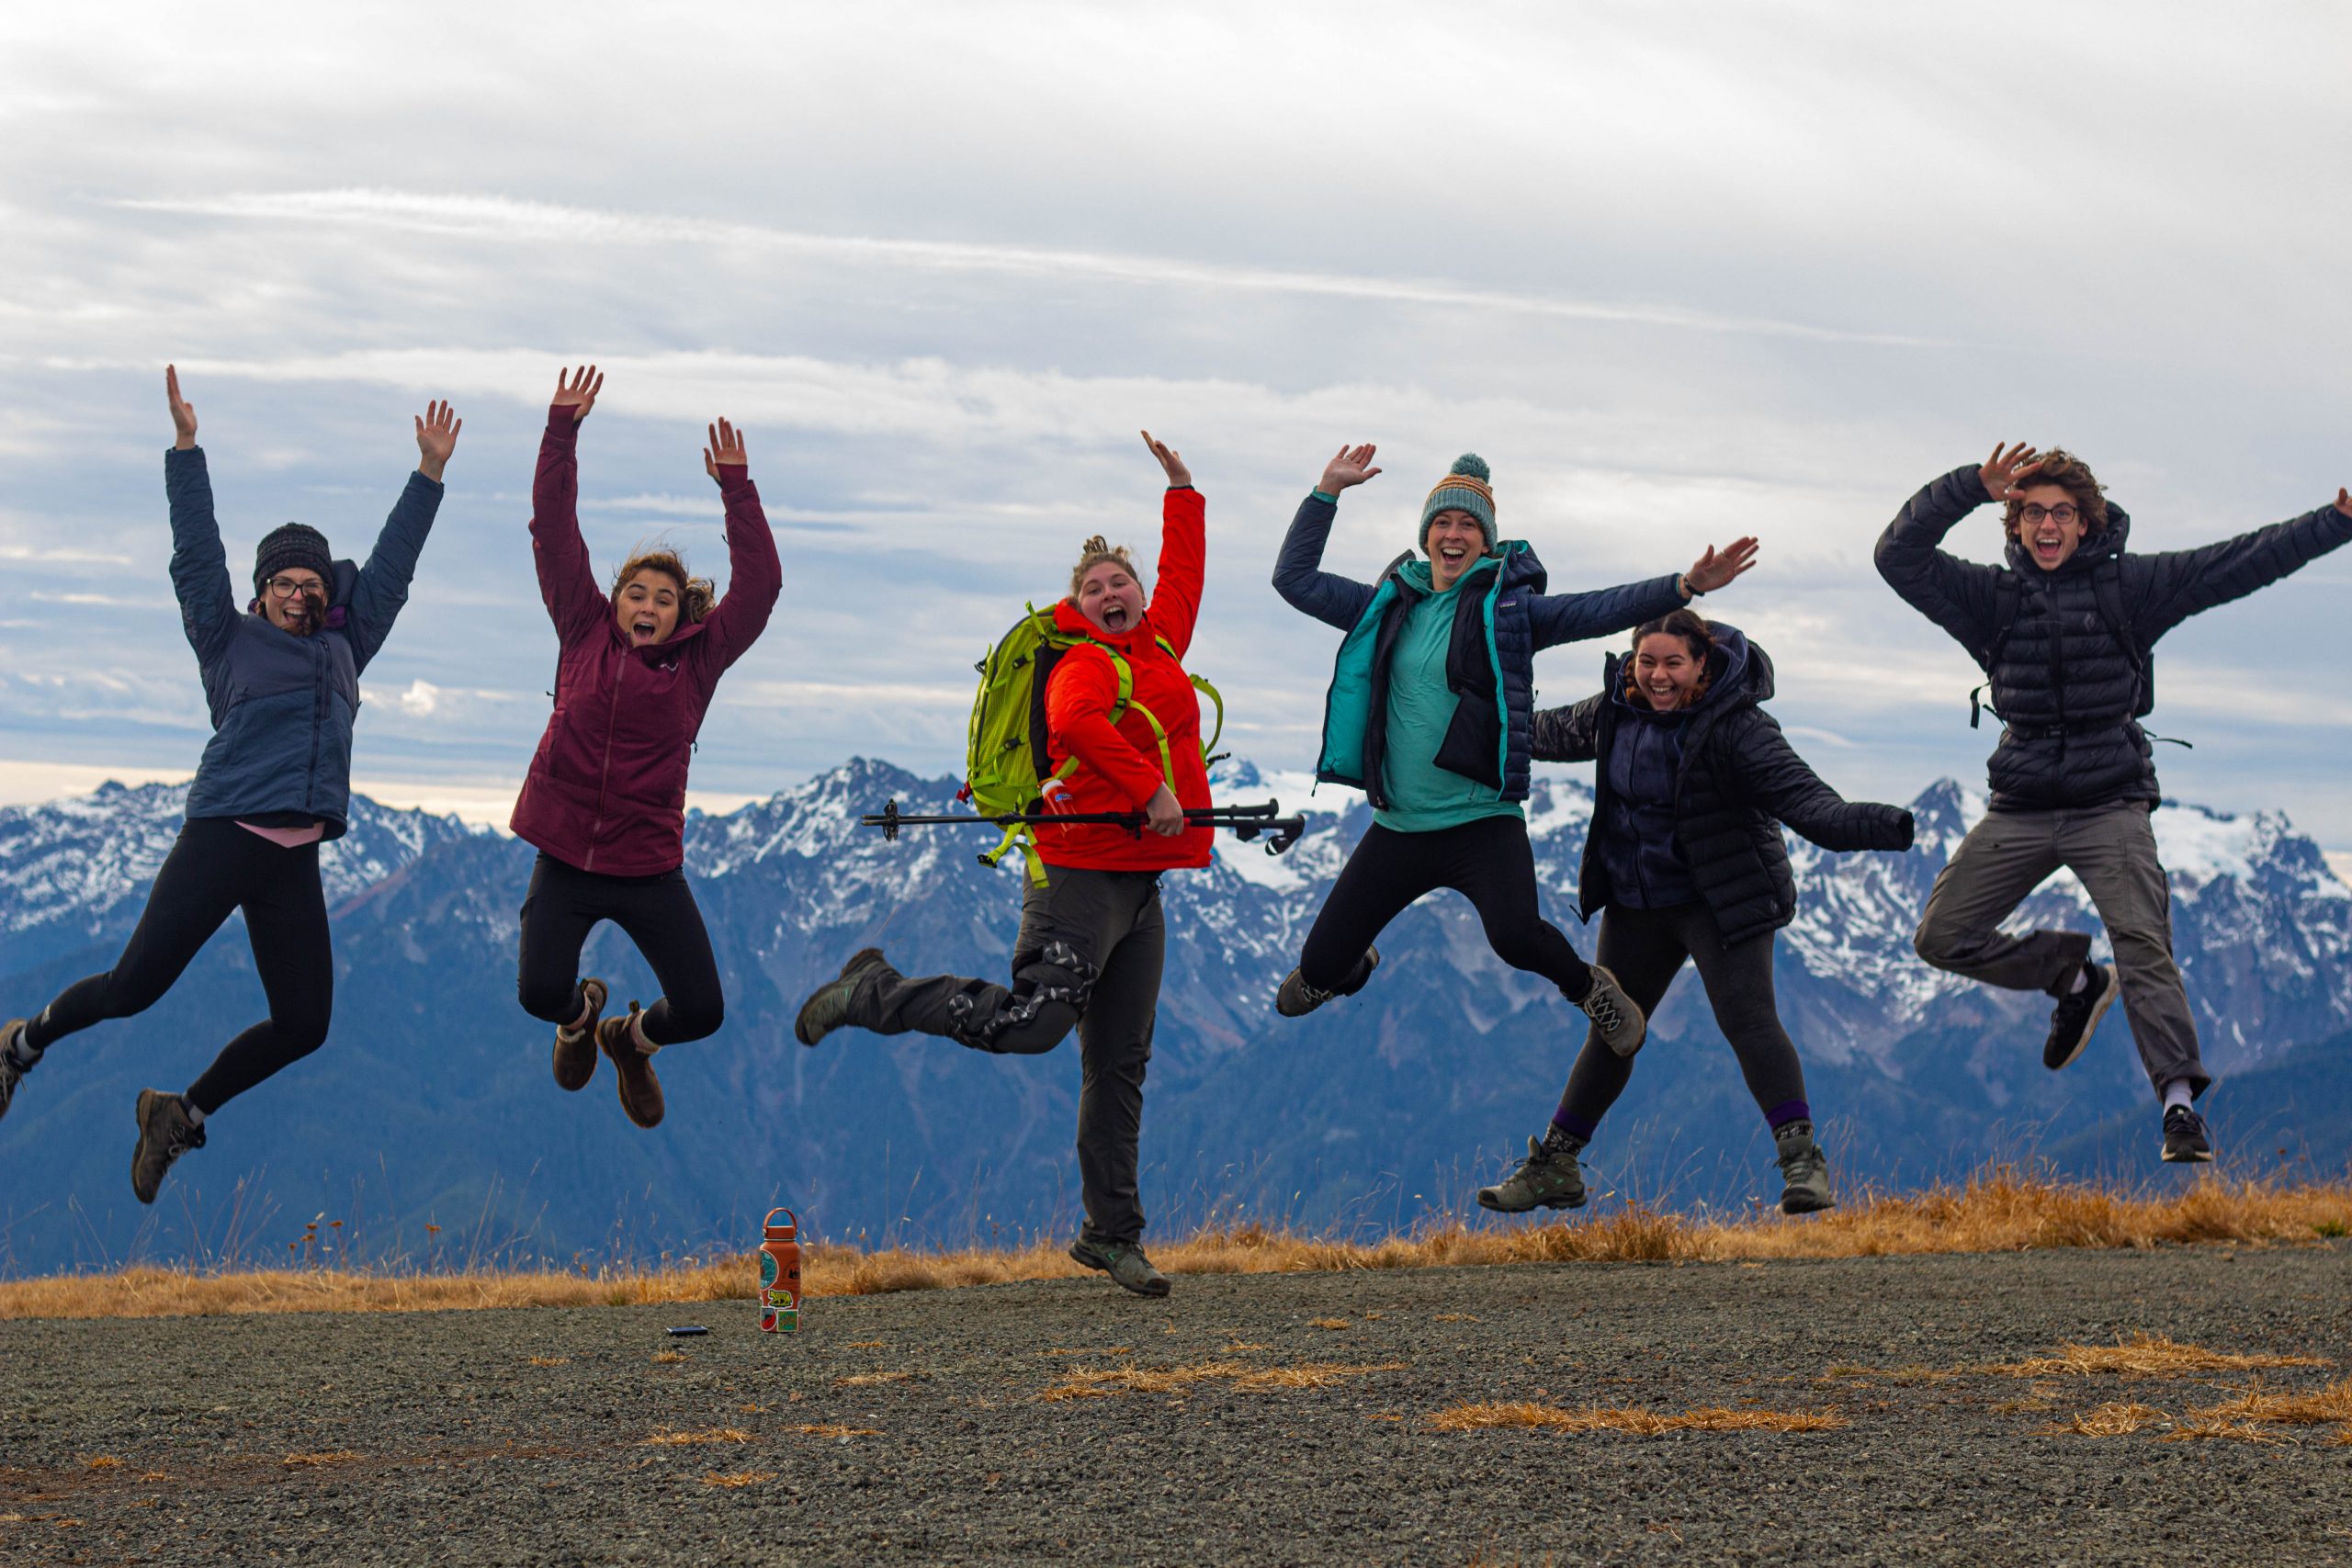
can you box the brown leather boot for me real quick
[552,977,607,1091]
[597,1003,665,1129]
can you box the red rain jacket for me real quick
[509,406,783,876]
[1039,487,1214,873]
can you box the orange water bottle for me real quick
[760,1208,802,1334]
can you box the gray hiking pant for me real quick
[1912,802,2208,1096]
[854,864,1165,1247]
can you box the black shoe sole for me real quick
[1780,1193,1838,1215]
[1476,1189,1587,1213]
[2045,967,2120,1071]
[2160,1146,2215,1164]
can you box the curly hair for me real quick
[1625,607,1718,707]
[1069,535,1148,600]
[612,547,716,625]
[2002,448,2109,539]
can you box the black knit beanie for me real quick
[254,523,334,595]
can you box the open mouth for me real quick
[2030,531,2066,563]
[631,617,660,641]
[1101,604,1131,632]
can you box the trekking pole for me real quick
[859,798,1309,855]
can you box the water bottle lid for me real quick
[763,1206,798,1240]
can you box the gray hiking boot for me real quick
[130,1089,206,1204]
[795,947,895,1046]
[0,1018,35,1123]
[1774,1120,1835,1215]
[552,977,606,1091]
[1477,1133,1589,1213]
[1068,1235,1171,1298]
[1275,947,1379,1018]
[1577,965,1646,1057]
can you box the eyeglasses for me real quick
[266,575,325,600]
[2019,503,2078,525]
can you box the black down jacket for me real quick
[1531,626,1915,948]
[1876,465,2352,811]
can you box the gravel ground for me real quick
[4,1245,2350,1566]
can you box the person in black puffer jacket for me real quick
[1878,446,2352,1166]
[1475,611,1913,1217]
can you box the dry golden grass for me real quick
[1984,1332,2329,1380]
[2187,1378,2352,1427]
[279,1451,361,1467]
[2043,1401,2167,1437]
[700,1472,775,1488]
[833,1371,916,1387]
[642,1427,752,1447]
[5,1169,2346,1322]
[1039,1359,1405,1402]
[649,1350,687,1364]
[792,1424,879,1438]
[526,1355,569,1368]
[1307,1317,1349,1329]
[1430,1402,1847,1435]
[82,1457,120,1471]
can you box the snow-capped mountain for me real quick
[0,761,2345,1271]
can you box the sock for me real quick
[1561,968,1595,1006]
[1766,1100,1812,1134]
[563,986,595,1033]
[2161,1078,2193,1112]
[1544,1110,1593,1153]
[629,1008,659,1055]
[2066,962,2091,996]
[17,1005,56,1059]
[183,1100,206,1126]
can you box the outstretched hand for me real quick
[1978,441,2045,502]
[2335,488,2350,519]
[1141,430,1191,489]
[552,365,604,423]
[1686,536,1759,595]
[1319,443,1381,494]
[165,365,197,450]
[703,418,747,482]
[414,400,461,481]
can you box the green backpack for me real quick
[964,604,1225,878]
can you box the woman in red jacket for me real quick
[513,367,783,1130]
[794,432,1209,1298]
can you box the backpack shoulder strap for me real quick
[1969,570,2025,729]
[2087,555,2139,660]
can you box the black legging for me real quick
[24,817,333,1113]
[515,852,724,1046]
[1297,817,1593,998]
[1555,899,1809,1137]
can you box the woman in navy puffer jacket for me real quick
[0,367,458,1205]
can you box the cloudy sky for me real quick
[4,3,2348,867]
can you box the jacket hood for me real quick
[2002,500,2132,576]
[1385,539,1540,595]
[1611,621,1774,715]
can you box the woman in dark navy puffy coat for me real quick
[0,367,458,1203]
[1476,609,1912,1217]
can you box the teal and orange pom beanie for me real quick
[1420,454,1497,553]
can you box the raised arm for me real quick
[345,399,457,671]
[692,417,783,676]
[2129,489,2352,640]
[162,365,239,667]
[1724,710,1914,852]
[1139,431,1204,657]
[1872,446,2034,661]
[1272,443,1383,630]
[530,366,610,645]
[1530,692,1607,764]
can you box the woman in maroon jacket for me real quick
[511,367,783,1129]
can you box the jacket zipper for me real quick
[588,653,623,872]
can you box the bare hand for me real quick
[1143,784,1185,837]
[414,400,461,481]
[552,365,604,423]
[1686,536,1759,595]
[703,418,747,483]
[1141,430,1191,489]
[2335,488,2350,519]
[165,365,198,450]
[1978,441,2045,502]
[1318,443,1382,494]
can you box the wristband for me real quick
[1311,489,1340,505]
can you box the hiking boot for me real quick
[1274,947,1379,1018]
[1477,1134,1588,1213]
[2162,1104,2214,1164]
[130,1089,206,1204]
[795,947,894,1046]
[2044,960,2119,1071]
[1577,965,1646,1057]
[1774,1120,1835,1214]
[1068,1235,1171,1298]
[0,1018,34,1124]
[552,977,607,1092]
[597,1004,665,1129]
